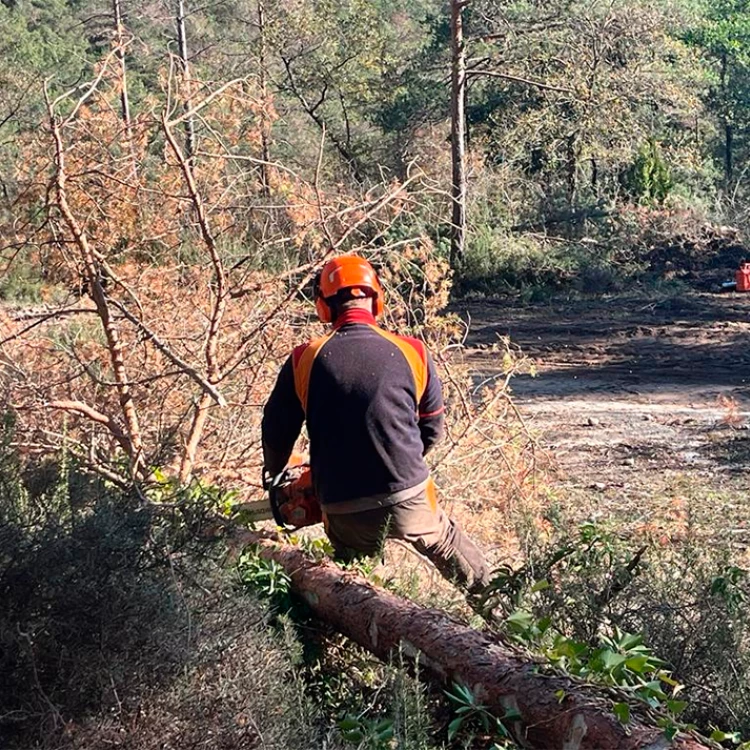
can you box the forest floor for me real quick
[463,290,750,548]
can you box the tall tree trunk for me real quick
[590,156,598,195]
[176,0,196,161]
[112,0,132,132]
[112,0,132,130]
[566,131,579,209]
[450,0,467,268]
[257,0,271,197]
[112,0,139,186]
[233,531,711,750]
[725,122,733,182]
[720,52,732,184]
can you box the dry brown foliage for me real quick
[0,55,539,548]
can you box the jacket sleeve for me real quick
[261,355,305,476]
[417,350,445,455]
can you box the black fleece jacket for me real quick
[262,309,445,505]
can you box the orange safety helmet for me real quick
[314,255,384,323]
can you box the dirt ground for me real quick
[462,291,750,537]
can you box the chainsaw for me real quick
[240,456,322,531]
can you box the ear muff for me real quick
[313,272,332,323]
[315,295,332,323]
[372,294,384,318]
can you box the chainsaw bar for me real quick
[234,499,276,524]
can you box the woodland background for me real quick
[2,0,750,748]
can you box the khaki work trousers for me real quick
[323,483,490,593]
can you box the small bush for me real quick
[497,517,750,736]
[0,258,45,303]
[0,435,332,749]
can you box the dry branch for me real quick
[236,531,711,750]
[45,399,132,454]
[47,92,145,476]
[162,109,228,482]
[108,298,227,407]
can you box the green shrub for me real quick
[0,424,332,749]
[0,258,45,303]
[492,517,750,737]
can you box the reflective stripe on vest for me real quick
[292,332,334,413]
[368,326,428,402]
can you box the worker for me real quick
[261,255,490,594]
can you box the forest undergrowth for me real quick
[1,28,750,750]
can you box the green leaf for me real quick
[613,702,631,725]
[555,689,567,704]
[446,682,475,706]
[618,633,644,651]
[658,672,680,687]
[530,578,551,593]
[553,637,588,659]
[710,729,741,743]
[663,724,679,741]
[601,650,628,671]
[624,655,652,674]
[666,699,688,716]
[448,716,464,741]
[503,706,522,722]
[506,609,535,632]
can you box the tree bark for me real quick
[236,531,711,750]
[725,121,733,182]
[112,0,140,188]
[49,105,144,478]
[720,52,733,183]
[257,0,271,196]
[112,0,132,132]
[566,131,579,210]
[176,0,196,161]
[450,0,467,268]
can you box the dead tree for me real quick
[256,0,271,196]
[112,0,139,185]
[112,0,132,133]
[238,531,712,750]
[450,0,467,268]
[47,85,145,479]
[175,0,196,160]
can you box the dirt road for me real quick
[464,292,750,530]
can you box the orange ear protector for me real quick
[315,291,333,323]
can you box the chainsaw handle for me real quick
[263,468,294,530]
[268,488,290,530]
[262,467,285,491]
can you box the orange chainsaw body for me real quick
[269,463,322,530]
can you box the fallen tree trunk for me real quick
[237,531,711,750]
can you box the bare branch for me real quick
[0,307,97,347]
[162,108,228,482]
[45,399,133,455]
[166,76,247,128]
[109,298,227,407]
[466,68,574,94]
